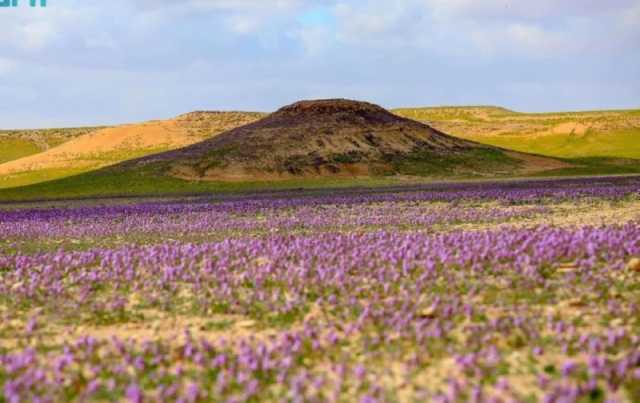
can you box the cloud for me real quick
[133,0,302,12]
[0,58,18,75]
[622,2,640,43]
[424,0,638,20]
[292,25,333,55]
[130,0,308,35]
[20,20,57,50]
[332,2,428,46]
[327,0,640,58]
[467,20,592,58]
[0,4,123,55]
[0,0,638,128]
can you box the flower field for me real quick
[1,177,640,402]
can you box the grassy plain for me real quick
[394,107,640,159]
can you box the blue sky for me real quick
[0,0,639,128]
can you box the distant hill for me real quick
[0,102,638,200]
[0,127,106,164]
[3,101,640,202]
[393,106,640,160]
[0,112,263,189]
[119,99,569,181]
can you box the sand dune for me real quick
[0,112,263,182]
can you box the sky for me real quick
[0,0,639,128]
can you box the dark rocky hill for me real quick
[124,99,570,180]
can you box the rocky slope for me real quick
[127,99,569,181]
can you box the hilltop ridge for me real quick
[122,99,569,181]
[0,111,263,189]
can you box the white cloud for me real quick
[0,5,121,53]
[20,20,56,50]
[328,0,640,58]
[292,25,333,55]
[134,0,302,12]
[424,0,638,20]
[0,58,18,75]
[332,1,431,47]
[0,0,638,128]
[226,14,263,34]
[623,2,640,27]
[84,32,117,50]
[469,21,588,58]
[132,0,306,34]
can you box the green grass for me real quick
[0,139,42,164]
[393,106,640,160]
[331,151,365,164]
[393,106,640,123]
[392,148,520,177]
[536,157,640,177]
[0,167,92,190]
[0,167,402,201]
[393,106,515,122]
[1,156,639,202]
[0,127,105,162]
[460,130,640,160]
[0,147,175,190]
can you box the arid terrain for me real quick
[125,99,568,182]
[0,103,637,195]
[0,127,105,164]
[0,112,262,189]
[394,106,640,159]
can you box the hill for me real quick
[0,127,106,164]
[393,106,640,159]
[2,101,640,201]
[121,99,569,181]
[0,112,263,189]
